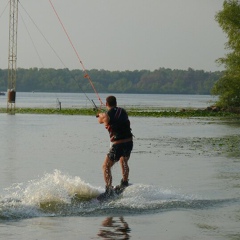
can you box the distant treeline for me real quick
[0,67,223,94]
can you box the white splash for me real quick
[0,170,100,219]
[22,170,100,205]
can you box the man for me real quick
[97,96,133,198]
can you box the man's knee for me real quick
[102,161,108,171]
[120,156,129,163]
[103,156,113,171]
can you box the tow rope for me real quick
[48,0,104,110]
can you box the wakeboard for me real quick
[96,184,130,202]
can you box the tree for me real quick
[108,78,132,93]
[212,0,240,107]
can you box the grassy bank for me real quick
[0,107,239,118]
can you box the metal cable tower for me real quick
[7,0,19,114]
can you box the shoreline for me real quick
[0,107,239,118]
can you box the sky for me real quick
[0,0,227,72]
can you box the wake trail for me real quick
[0,170,237,220]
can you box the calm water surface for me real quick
[0,95,240,240]
[0,92,217,109]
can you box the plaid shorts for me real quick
[107,141,133,162]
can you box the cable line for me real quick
[48,0,104,109]
[19,2,67,68]
[0,1,9,19]
[18,1,99,110]
[19,11,45,68]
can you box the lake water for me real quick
[0,94,240,240]
[0,92,217,109]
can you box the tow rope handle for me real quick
[92,100,106,118]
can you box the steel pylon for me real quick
[7,0,18,115]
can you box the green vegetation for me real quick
[165,135,240,158]
[0,107,238,118]
[0,67,222,94]
[213,0,240,107]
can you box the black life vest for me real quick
[106,107,132,142]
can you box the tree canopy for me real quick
[213,0,240,107]
[0,67,222,94]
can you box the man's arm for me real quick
[97,112,109,126]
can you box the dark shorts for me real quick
[107,141,133,162]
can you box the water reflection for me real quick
[98,217,131,240]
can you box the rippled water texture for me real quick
[0,113,240,240]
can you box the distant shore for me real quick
[0,107,239,118]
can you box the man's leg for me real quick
[102,155,115,188]
[119,156,129,183]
